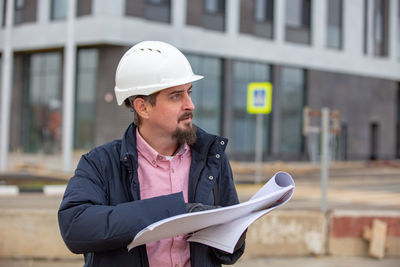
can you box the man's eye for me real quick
[172,94,180,100]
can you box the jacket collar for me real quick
[119,123,228,166]
[120,123,138,166]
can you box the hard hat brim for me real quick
[115,74,204,106]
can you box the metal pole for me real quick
[321,108,330,213]
[255,114,263,183]
[62,0,76,172]
[0,0,14,171]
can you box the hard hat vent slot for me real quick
[136,48,162,54]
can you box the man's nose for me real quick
[183,92,195,111]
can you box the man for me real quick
[58,41,245,267]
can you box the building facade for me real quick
[0,0,399,172]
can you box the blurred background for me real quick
[0,0,399,266]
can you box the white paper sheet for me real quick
[127,171,295,252]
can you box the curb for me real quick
[0,185,66,196]
[0,185,19,196]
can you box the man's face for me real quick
[147,83,196,144]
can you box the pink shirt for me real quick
[136,129,191,267]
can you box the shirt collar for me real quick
[136,129,189,165]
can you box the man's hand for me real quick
[186,203,221,213]
[216,229,247,254]
[234,229,246,251]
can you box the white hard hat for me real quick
[114,41,204,106]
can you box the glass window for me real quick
[327,0,343,49]
[15,0,24,9]
[51,0,67,20]
[254,0,274,23]
[14,0,25,24]
[14,0,37,24]
[145,0,171,23]
[77,0,92,17]
[74,48,98,150]
[286,0,310,27]
[279,67,305,154]
[51,0,92,20]
[2,0,6,26]
[285,0,311,44]
[22,52,62,154]
[364,0,368,54]
[396,83,400,158]
[0,56,2,108]
[186,54,222,135]
[398,0,400,61]
[253,0,274,38]
[203,0,225,31]
[373,0,389,56]
[365,0,390,56]
[204,0,224,14]
[232,61,271,155]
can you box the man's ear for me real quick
[133,97,151,119]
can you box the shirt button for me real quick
[171,168,175,173]
[216,154,220,159]
[152,160,156,165]
[175,264,179,267]
[123,156,128,161]
[158,155,163,160]
[209,176,214,180]
[220,141,225,145]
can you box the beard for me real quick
[173,123,197,145]
[173,112,197,145]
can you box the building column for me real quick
[0,4,2,24]
[274,0,285,44]
[93,0,125,17]
[172,0,186,29]
[38,0,50,24]
[389,0,398,61]
[62,0,77,172]
[366,0,374,55]
[222,58,234,154]
[0,0,14,171]
[311,0,326,49]
[343,0,364,55]
[226,0,239,37]
[270,65,282,156]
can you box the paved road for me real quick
[1,174,399,211]
[1,163,400,211]
[235,164,400,211]
[1,256,399,267]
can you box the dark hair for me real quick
[124,92,159,126]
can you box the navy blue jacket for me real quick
[58,123,244,266]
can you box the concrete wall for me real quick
[245,211,327,257]
[1,208,400,260]
[329,210,400,257]
[0,209,79,259]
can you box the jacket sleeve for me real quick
[211,153,245,264]
[58,153,186,254]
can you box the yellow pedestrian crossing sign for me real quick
[247,82,272,114]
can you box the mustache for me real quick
[178,112,193,122]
